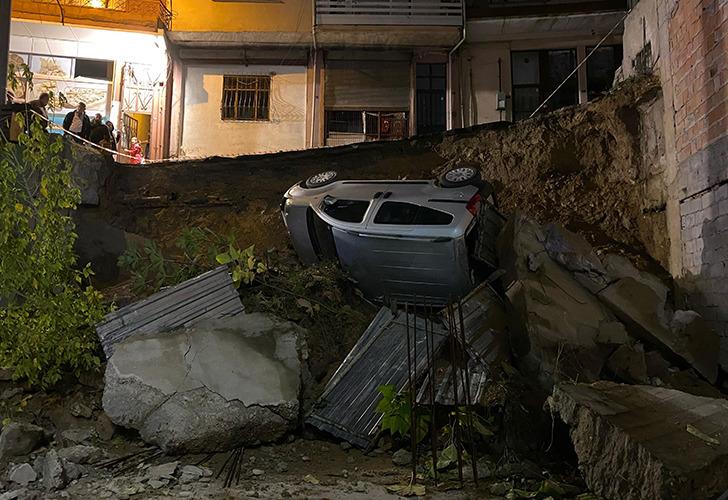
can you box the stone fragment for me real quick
[103,314,307,453]
[0,423,45,459]
[596,321,629,345]
[60,428,95,444]
[95,413,116,441]
[69,403,94,419]
[147,479,165,490]
[275,461,288,473]
[606,342,648,383]
[8,463,37,485]
[391,449,412,466]
[598,278,719,382]
[550,381,728,500]
[41,450,68,491]
[543,223,610,292]
[179,465,208,483]
[57,445,106,465]
[146,461,179,481]
[251,469,265,476]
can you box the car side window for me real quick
[373,201,453,225]
[322,198,370,223]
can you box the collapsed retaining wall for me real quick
[92,76,667,277]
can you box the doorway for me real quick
[416,63,446,135]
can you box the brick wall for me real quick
[670,0,728,367]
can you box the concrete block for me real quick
[550,381,728,500]
[717,183,728,201]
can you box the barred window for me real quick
[221,75,270,121]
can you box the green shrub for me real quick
[0,121,107,388]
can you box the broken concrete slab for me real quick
[103,314,306,453]
[543,223,610,293]
[602,253,670,304]
[550,381,728,500]
[95,266,244,357]
[498,214,618,389]
[598,277,719,382]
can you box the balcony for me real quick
[315,0,464,27]
[12,0,172,32]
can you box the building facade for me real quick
[9,0,170,160]
[453,0,628,126]
[621,0,728,368]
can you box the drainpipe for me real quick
[310,0,318,148]
[447,2,466,131]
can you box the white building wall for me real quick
[181,65,307,158]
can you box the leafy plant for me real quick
[7,62,33,99]
[0,120,108,387]
[216,243,267,286]
[376,384,430,443]
[117,227,254,294]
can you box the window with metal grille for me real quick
[221,75,271,121]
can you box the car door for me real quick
[348,187,471,305]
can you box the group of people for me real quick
[61,103,143,164]
[26,95,144,165]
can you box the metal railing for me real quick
[16,0,170,29]
[315,0,463,26]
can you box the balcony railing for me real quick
[13,0,171,31]
[315,0,464,26]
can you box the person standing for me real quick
[105,120,120,151]
[62,102,91,142]
[125,137,144,165]
[28,92,50,132]
[89,113,113,147]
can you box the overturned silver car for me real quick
[281,166,502,305]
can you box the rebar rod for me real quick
[411,294,419,484]
[425,300,439,483]
[458,299,479,485]
[447,303,464,485]
[405,301,417,484]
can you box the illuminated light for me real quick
[88,0,105,8]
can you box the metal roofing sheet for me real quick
[306,306,447,448]
[96,266,244,358]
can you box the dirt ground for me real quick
[0,374,585,500]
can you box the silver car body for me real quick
[282,179,483,305]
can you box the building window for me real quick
[511,49,578,121]
[586,45,623,101]
[325,110,408,146]
[221,75,270,121]
[74,58,114,81]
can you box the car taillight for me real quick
[466,193,482,215]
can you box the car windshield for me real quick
[373,201,453,225]
[322,197,370,223]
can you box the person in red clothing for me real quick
[125,137,144,165]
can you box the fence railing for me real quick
[315,0,463,26]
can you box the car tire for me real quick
[439,164,481,188]
[305,170,338,188]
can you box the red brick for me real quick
[707,116,728,142]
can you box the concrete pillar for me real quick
[577,45,588,105]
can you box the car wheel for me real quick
[439,164,481,188]
[305,170,338,188]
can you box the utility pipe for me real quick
[447,1,466,130]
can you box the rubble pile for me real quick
[499,212,720,392]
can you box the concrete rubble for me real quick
[497,212,720,390]
[102,314,308,453]
[549,381,728,500]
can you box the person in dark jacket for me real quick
[28,92,50,132]
[62,102,91,141]
[89,113,112,147]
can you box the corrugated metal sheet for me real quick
[417,284,509,405]
[96,266,244,358]
[307,307,447,448]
